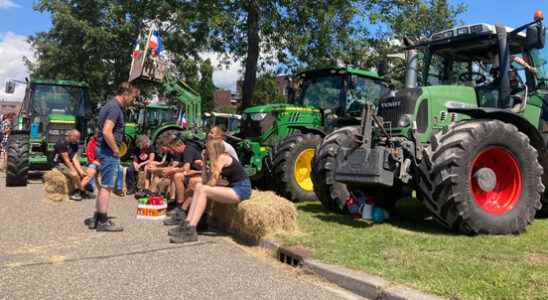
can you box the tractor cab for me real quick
[294,68,389,125]
[420,22,545,111]
[23,81,91,144]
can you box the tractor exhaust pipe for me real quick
[405,49,418,89]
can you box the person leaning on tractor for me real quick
[169,139,251,243]
[52,129,91,201]
[162,136,203,226]
[87,82,139,232]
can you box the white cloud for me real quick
[0,32,34,102]
[200,52,242,92]
[0,0,20,9]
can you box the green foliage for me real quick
[27,0,466,108]
[253,72,285,105]
[27,0,210,106]
[199,59,216,112]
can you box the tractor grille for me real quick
[240,113,275,139]
[47,123,75,144]
[377,88,422,128]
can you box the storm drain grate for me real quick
[278,246,312,268]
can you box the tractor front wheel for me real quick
[424,120,543,234]
[272,133,322,202]
[6,133,30,187]
[312,127,361,214]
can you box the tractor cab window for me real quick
[300,75,345,111]
[346,75,388,114]
[530,32,548,81]
[31,84,85,116]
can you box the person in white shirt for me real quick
[207,126,239,161]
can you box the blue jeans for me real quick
[97,147,120,189]
[231,179,252,201]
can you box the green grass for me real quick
[275,200,548,300]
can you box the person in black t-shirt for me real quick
[147,137,179,196]
[127,135,155,194]
[53,129,88,201]
[162,137,204,226]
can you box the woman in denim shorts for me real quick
[170,139,251,243]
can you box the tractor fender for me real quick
[286,125,326,138]
[151,125,185,145]
[449,107,546,154]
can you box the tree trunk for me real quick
[241,1,259,110]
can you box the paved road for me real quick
[0,172,362,300]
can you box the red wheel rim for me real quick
[470,147,522,216]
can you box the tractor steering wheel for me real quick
[459,71,487,84]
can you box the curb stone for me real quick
[259,239,445,300]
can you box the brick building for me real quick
[213,89,239,110]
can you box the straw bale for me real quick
[43,169,73,202]
[210,190,297,241]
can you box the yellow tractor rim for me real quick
[119,142,128,157]
[294,148,315,192]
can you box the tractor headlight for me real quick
[250,113,267,121]
[49,129,60,135]
[398,114,412,127]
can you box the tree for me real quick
[203,0,393,109]
[27,0,210,105]
[253,72,285,105]
[199,59,216,112]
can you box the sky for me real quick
[0,0,546,101]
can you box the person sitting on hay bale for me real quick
[146,136,177,196]
[169,139,251,243]
[52,129,92,201]
[162,136,203,226]
[127,135,155,194]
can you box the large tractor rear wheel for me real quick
[312,127,360,214]
[424,120,543,235]
[6,133,30,187]
[272,133,322,202]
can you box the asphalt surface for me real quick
[0,171,363,300]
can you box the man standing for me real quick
[53,129,88,201]
[89,82,138,232]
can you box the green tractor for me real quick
[123,73,204,158]
[314,13,548,234]
[237,67,388,201]
[4,79,92,186]
[203,112,241,135]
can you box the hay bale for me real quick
[43,169,73,202]
[210,190,297,241]
[46,193,68,202]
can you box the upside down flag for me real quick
[148,31,163,56]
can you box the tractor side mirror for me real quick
[376,60,388,77]
[526,24,545,50]
[5,80,15,94]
